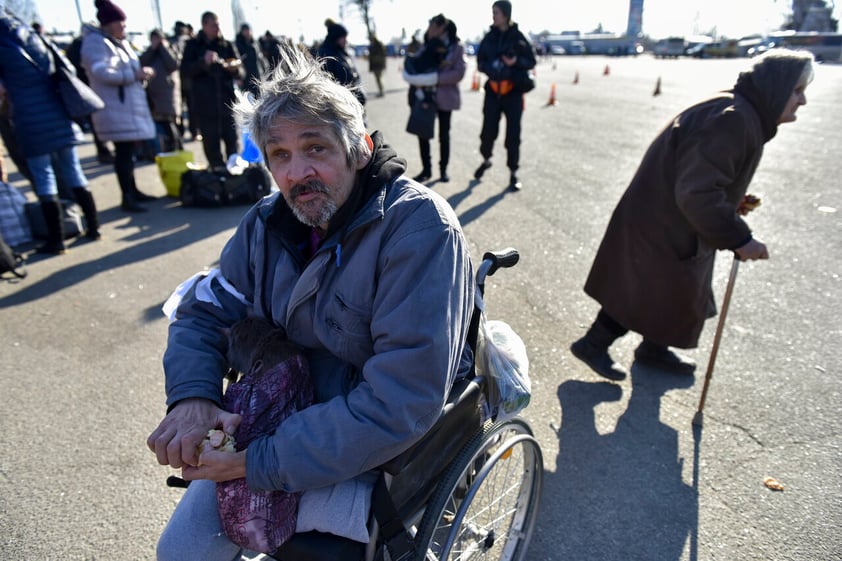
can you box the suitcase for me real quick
[179,165,273,207]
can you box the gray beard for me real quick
[291,199,338,228]
[286,181,338,227]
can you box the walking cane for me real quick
[692,255,740,427]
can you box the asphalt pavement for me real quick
[1,54,839,561]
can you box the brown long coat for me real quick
[584,92,765,348]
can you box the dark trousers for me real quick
[155,120,183,153]
[418,109,452,173]
[479,92,524,171]
[113,141,138,195]
[181,86,198,137]
[198,107,239,169]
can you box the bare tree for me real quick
[344,0,392,40]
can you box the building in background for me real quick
[627,0,643,38]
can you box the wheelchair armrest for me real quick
[380,376,484,475]
[379,376,485,516]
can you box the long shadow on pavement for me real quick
[534,366,698,560]
[0,198,246,310]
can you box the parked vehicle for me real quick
[653,37,687,58]
[750,32,842,62]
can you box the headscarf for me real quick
[732,48,813,140]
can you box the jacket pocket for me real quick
[325,292,373,362]
[326,292,371,339]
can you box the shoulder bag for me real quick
[40,37,105,121]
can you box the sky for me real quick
[28,0,842,45]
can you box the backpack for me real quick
[0,233,26,280]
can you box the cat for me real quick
[224,316,301,382]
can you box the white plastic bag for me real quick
[475,317,531,421]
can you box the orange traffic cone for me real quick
[653,76,662,96]
[603,64,610,76]
[471,71,480,91]
[545,83,557,106]
[572,71,579,85]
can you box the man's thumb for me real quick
[219,411,242,435]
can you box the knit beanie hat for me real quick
[493,0,512,21]
[325,19,348,43]
[95,0,126,25]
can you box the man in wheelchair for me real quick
[147,43,475,561]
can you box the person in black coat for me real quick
[180,11,243,168]
[234,23,265,97]
[316,19,366,108]
[259,31,282,72]
[473,0,536,191]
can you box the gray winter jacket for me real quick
[163,133,475,492]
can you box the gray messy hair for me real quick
[232,43,370,169]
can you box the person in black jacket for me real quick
[473,0,536,191]
[317,19,366,108]
[180,11,243,168]
[234,23,265,97]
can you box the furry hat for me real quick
[95,0,126,25]
[325,18,348,43]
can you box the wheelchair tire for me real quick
[412,418,543,560]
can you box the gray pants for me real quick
[157,479,243,561]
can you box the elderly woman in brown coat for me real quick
[571,49,815,380]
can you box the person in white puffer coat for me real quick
[81,0,156,212]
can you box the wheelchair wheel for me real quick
[412,418,543,560]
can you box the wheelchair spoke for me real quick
[414,419,543,561]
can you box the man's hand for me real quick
[734,238,769,261]
[182,449,247,482]
[204,50,219,65]
[146,398,241,469]
[501,54,517,67]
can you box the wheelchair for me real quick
[271,248,543,561]
[168,249,543,561]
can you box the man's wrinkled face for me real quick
[264,119,369,229]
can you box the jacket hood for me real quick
[732,54,809,141]
[81,22,102,37]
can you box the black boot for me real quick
[413,169,432,182]
[72,188,101,240]
[474,159,492,179]
[36,196,66,255]
[121,192,148,213]
[570,318,627,380]
[439,166,450,183]
[634,340,696,375]
[131,187,158,202]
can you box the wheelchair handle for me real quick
[477,248,519,285]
